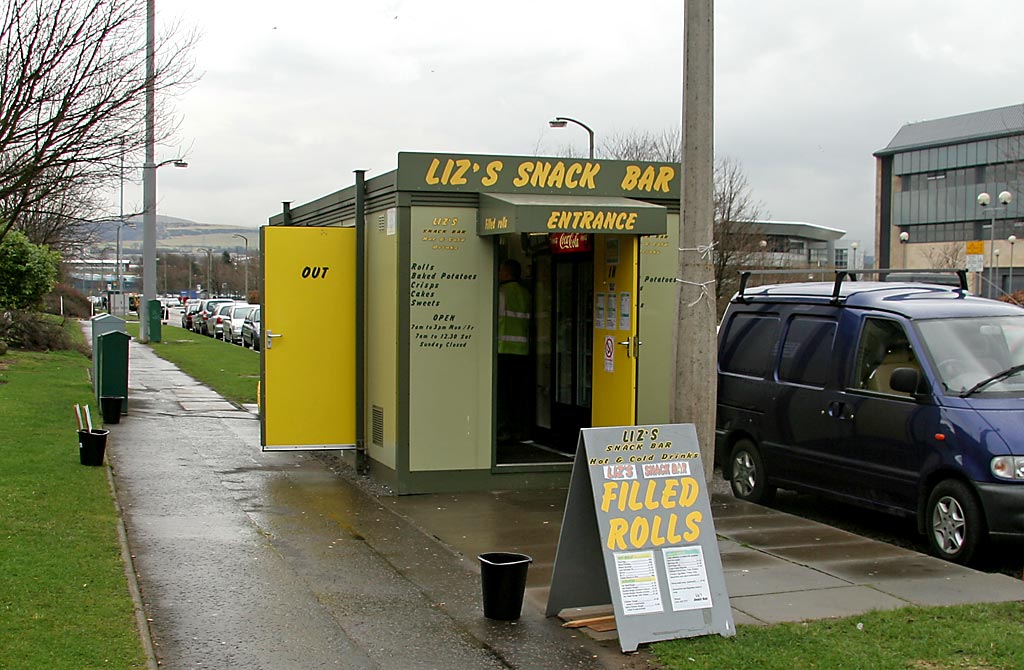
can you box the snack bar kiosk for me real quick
[260,152,682,494]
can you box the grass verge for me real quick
[0,324,146,669]
[125,321,259,404]
[652,601,1024,669]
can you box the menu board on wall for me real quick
[407,208,493,472]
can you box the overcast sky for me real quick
[116,0,1024,249]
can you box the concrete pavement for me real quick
[99,325,1024,668]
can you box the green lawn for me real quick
[0,324,146,669]
[652,601,1024,669]
[125,321,259,404]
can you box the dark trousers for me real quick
[497,354,531,440]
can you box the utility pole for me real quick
[140,0,156,342]
[673,0,716,476]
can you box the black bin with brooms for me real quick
[78,429,109,466]
[74,404,108,466]
[478,552,533,620]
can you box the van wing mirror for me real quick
[890,367,923,396]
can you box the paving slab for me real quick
[724,562,850,598]
[725,524,868,549]
[770,539,918,563]
[810,553,976,584]
[876,572,1024,606]
[729,585,909,624]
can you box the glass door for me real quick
[551,255,593,447]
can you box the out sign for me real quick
[301,266,330,279]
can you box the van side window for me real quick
[853,318,921,397]
[720,314,780,377]
[779,317,836,387]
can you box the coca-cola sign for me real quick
[549,233,592,254]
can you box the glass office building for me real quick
[875,104,1023,293]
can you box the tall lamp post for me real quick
[1010,235,1017,296]
[899,230,909,268]
[140,156,188,340]
[978,190,1014,299]
[549,116,595,159]
[232,233,249,297]
[850,241,859,271]
[115,220,136,315]
[197,247,212,297]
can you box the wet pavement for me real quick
[97,325,1024,669]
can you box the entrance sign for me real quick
[546,424,734,653]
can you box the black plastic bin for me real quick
[478,552,533,620]
[78,429,109,466]
[100,396,124,424]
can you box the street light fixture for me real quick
[978,190,1014,298]
[850,241,859,271]
[898,231,909,268]
[549,116,595,159]
[232,233,249,297]
[140,156,188,341]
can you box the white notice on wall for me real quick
[663,546,713,612]
[614,550,664,616]
[595,292,607,329]
[619,292,631,331]
[606,293,618,331]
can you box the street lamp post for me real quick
[115,220,136,315]
[140,156,188,340]
[232,233,249,297]
[850,241,859,271]
[1010,235,1017,296]
[197,248,213,297]
[978,190,1014,299]
[549,116,595,159]
[898,230,909,268]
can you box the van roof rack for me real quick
[736,268,969,304]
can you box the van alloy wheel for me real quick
[926,480,984,564]
[729,439,776,504]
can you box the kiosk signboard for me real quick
[546,423,734,653]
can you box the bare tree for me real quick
[712,157,766,312]
[0,0,198,245]
[599,130,765,315]
[600,127,682,163]
[923,242,966,269]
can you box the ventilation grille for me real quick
[377,214,386,233]
[372,405,384,447]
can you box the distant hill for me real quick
[100,215,261,254]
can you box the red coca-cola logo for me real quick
[549,233,592,254]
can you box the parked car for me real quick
[194,298,234,335]
[181,299,202,330]
[241,306,261,350]
[208,301,241,340]
[223,303,255,344]
[715,275,1024,565]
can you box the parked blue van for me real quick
[715,274,1024,564]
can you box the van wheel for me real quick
[729,440,776,504]
[926,480,985,564]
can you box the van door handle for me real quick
[266,329,283,349]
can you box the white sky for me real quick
[119,0,1024,250]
